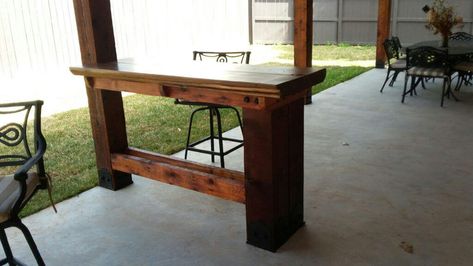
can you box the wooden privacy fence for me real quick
[0,0,80,77]
[0,0,250,78]
[253,0,473,44]
[1,0,472,77]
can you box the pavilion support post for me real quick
[376,0,392,68]
[243,97,305,252]
[294,0,313,104]
[72,0,132,190]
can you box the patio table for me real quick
[408,39,473,61]
[70,58,326,252]
[407,40,473,97]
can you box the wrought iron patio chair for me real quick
[175,51,250,168]
[449,33,473,90]
[402,46,454,107]
[0,100,53,265]
[449,32,473,41]
[452,53,473,91]
[380,39,407,92]
[392,36,434,87]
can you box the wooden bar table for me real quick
[70,59,325,252]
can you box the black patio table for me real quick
[406,39,473,98]
[408,39,473,62]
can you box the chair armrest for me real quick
[13,134,47,181]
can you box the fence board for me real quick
[253,0,473,44]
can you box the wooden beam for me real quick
[72,0,117,64]
[127,147,244,182]
[90,78,272,110]
[294,0,313,67]
[243,97,305,252]
[73,0,132,190]
[375,0,391,68]
[111,149,245,203]
[294,0,313,104]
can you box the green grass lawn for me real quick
[275,44,376,61]
[11,58,371,217]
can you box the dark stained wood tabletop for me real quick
[70,59,326,99]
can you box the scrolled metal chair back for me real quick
[0,101,44,167]
[391,36,403,58]
[449,32,473,41]
[406,46,449,69]
[193,51,251,64]
[383,39,399,65]
[392,36,402,49]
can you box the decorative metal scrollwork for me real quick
[383,39,399,62]
[0,123,24,146]
[449,32,473,41]
[407,47,448,68]
[217,54,229,63]
[194,51,250,64]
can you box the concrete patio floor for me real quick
[2,69,473,265]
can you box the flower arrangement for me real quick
[423,0,463,47]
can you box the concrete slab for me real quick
[2,69,473,265]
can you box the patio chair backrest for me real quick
[383,39,399,66]
[449,32,473,41]
[193,51,251,64]
[405,46,449,69]
[392,36,402,49]
[0,101,45,170]
[466,53,473,62]
[391,36,403,59]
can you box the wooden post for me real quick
[294,0,313,104]
[243,98,305,252]
[72,0,132,190]
[376,0,391,68]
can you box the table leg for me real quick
[86,85,132,190]
[243,98,304,252]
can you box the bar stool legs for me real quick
[184,106,243,168]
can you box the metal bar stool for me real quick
[175,51,250,168]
